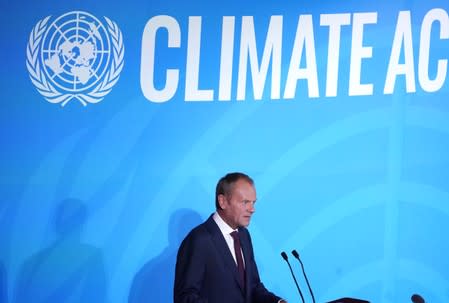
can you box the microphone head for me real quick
[281,251,288,261]
[292,249,300,259]
[411,294,425,303]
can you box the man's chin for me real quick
[242,219,251,227]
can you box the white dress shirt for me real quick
[212,212,245,266]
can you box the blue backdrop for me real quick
[1,0,449,302]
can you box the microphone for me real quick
[281,251,305,303]
[291,250,316,303]
[411,294,425,303]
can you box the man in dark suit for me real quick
[174,172,287,303]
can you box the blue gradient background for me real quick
[1,0,449,302]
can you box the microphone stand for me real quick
[292,250,316,303]
[281,251,305,303]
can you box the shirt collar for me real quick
[213,212,236,236]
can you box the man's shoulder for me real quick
[186,221,208,237]
[183,215,216,242]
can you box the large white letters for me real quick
[349,12,377,96]
[185,17,214,101]
[237,16,283,100]
[141,16,180,103]
[140,9,448,103]
[284,15,319,99]
[384,11,416,94]
[320,13,351,97]
[419,8,449,92]
[218,17,235,101]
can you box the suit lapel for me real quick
[205,216,246,294]
[239,228,252,299]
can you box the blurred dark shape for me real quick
[128,209,202,303]
[411,294,425,303]
[13,198,107,303]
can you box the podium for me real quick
[327,298,370,303]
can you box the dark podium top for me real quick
[327,298,370,303]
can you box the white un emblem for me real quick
[26,11,124,106]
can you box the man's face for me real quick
[218,179,256,229]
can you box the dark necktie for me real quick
[230,231,245,289]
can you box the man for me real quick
[174,172,287,303]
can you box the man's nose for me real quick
[248,202,255,213]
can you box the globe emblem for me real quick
[42,12,110,91]
[26,11,124,106]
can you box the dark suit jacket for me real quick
[174,215,281,303]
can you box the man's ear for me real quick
[218,194,227,210]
